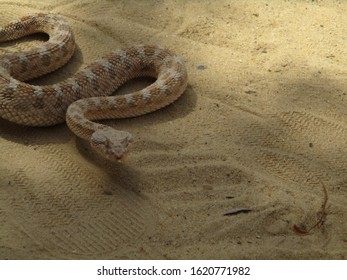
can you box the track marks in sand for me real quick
[239,110,347,185]
[130,143,247,191]
[126,141,255,242]
[0,133,155,256]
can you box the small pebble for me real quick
[244,89,256,94]
[103,189,113,195]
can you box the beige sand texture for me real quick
[0,0,346,259]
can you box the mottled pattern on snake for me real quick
[0,13,188,161]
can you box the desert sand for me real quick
[0,0,346,259]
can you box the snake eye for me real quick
[104,138,111,147]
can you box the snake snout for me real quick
[90,128,133,162]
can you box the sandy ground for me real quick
[0,0,346,259]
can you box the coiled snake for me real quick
[0,13,188,161]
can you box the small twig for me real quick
[293,180,328,235]
[223,207,252,216]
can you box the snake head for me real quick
[90,128,133,162]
